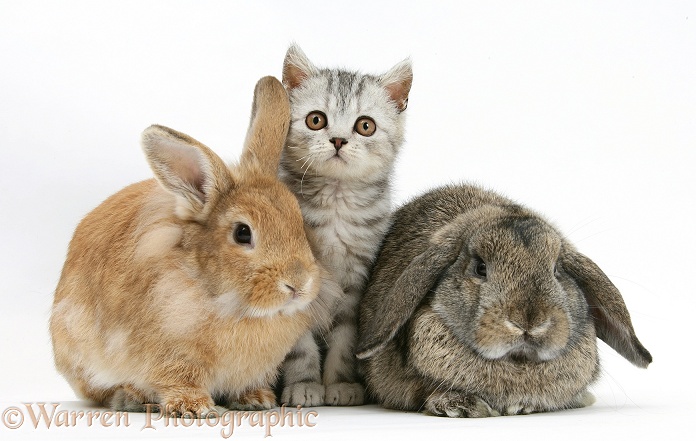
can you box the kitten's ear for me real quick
[283,44,318,90]
[379,58,412,112]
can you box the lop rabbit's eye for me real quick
[354,116,376,136]
[474,260,487,278]
[233,223,253,245]
[554,263,560,277]
[306,111,327,130]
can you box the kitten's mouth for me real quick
[329,153,347,163]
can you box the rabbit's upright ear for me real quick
[142,125,233,221]
[561,249,653,368]
[240,76,291,176]
[356,222,466,360]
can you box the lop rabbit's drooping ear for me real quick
[561,249,653,368]
[357,223,467,359]
[357,207,501,360]
[142,125,233,221]
[356,242,459,359]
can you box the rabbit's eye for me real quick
[554,264,560,277]
[354,116,377,136]
[474,260,487,278]
[233,223,252,245]
[306,111,328,130]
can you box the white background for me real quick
[1,1,694,439]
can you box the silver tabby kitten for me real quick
[278,44,412,406]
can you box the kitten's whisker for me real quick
[299,155,313,168]
[300,158,315,197]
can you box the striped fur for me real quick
[278,45,412,406]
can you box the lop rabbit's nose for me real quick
[329,137,347,151]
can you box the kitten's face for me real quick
[285,72,405,181]
[281,46,412,183]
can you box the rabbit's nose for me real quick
[528,319,552,337]
[283,284,299,299]
[283,260,318,295]
[505,318,551,338]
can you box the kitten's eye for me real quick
[354,116,376,137]
[306,111,327,130]
[233,223,253,245]
[474,259,487,278]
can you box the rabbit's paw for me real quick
[110,386,152,412]
[226,387,276,411]
[162,394,216,417]
[424,391,499,418]
[503,403,539,415]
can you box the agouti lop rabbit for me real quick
[50,76,334,416]
[357,184,652,417]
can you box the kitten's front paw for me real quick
[281,382,325,407]
[424,391,499,418]
[226,388,277,411]
[325,382,364,406]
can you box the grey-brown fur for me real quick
[357,184,652,417]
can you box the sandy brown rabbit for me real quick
[50,76,335,416]
[357,184,652,417]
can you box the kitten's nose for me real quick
[329,137,347,151]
